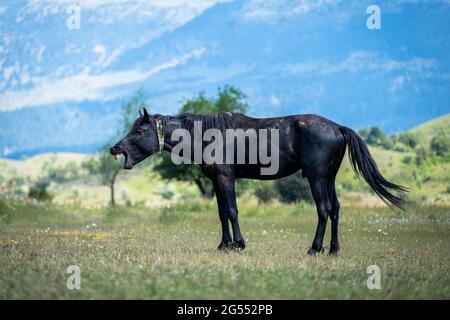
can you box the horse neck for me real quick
[160,116,182,153]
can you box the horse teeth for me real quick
[114,154,120,160]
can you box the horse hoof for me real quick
[307,247,324,256]
[231,240,246,251]
[328,247,340,256]
[217,241,232,251]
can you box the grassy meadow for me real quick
[0,195,449,299]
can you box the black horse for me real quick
[110,108,407,255]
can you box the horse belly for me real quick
[234,161,302,180]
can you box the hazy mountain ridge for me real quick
[0,102,121,159]
[1,2,449,158]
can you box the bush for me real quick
[275,174,313,203]
[394,143,408,152]
[28,185,53,202]
[402,155,413,164]
[254,183,278,203]
[394,132,418,149]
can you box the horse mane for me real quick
[175,112,245,134]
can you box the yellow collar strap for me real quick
[155,119,164,153]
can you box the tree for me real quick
[83,148,122,206]
[154,85,248,198]
[430,132,450,156]
[83,90,149,206]
[358,127,369,141]
[363,126,394,150]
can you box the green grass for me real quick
[0,197,449,299]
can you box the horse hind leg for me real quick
[307,177,332,256]
[328,178,340,256]
[327,146,345,256]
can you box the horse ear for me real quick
[143,107,150,120]
[139,110,143,117]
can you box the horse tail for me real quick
[339,126,408,210]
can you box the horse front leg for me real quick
[213,180,233,250]
[214,175,245,251]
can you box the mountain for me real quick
[1,1,449,158]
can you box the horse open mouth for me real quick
[110,149,133,169]
[119,151,133,169]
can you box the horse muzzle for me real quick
[109,146,122,159]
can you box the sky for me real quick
[0,0,449,157]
